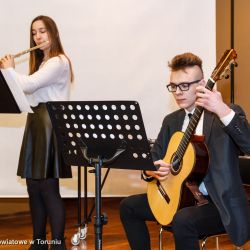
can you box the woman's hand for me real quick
[0,54,15,69]
[145,159,171,181]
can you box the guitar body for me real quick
[147,131,209,225]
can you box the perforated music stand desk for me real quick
[0,70,20,113]
[46,100,155,250]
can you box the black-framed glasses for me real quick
[166,79,202,92]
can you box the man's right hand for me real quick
[145,159,171,181]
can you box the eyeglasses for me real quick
[166,79,202,92]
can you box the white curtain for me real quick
[0,0,215,197]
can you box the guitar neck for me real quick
[176,78,215,160]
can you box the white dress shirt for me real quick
[1,55,70,107]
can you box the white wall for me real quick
[0,0,215,197]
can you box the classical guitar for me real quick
[147,49,237,226]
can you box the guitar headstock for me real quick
[211,49,237,82]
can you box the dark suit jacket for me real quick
[151,104,250,246]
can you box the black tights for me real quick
[26,178,65,241]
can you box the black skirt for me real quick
[17,103,72,179]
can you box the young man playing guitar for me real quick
[120,52,250,250]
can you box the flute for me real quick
[13,40,49,58]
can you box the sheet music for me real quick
[0,69,33,113]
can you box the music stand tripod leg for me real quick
[79,166,88,240]
[82,165,88,236]
[71,166,87,246]
[78,166,81,227]
[94,160,104,250]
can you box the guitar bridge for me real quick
[156,181,170,203]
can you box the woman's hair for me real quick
[168,52,203,74]
[29,15,74,82]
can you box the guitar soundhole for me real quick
[171,153,181,174]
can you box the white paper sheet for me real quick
[1,69,33,113]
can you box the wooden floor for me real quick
[0,197,249,250]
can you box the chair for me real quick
[239,156,250,187]
[158,156,250,250]
[158,224,226,250]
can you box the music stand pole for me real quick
[77,166,81,227]
[95,160,102,249]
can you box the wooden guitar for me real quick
[147,49,237,226]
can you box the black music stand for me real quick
[46,100,156,250]
[0,70,20,113]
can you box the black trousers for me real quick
[26,178,66,241]
[120,193,225,250]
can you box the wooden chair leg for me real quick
[235,246,244,250]
[202,236,221,250]
[201,237,208,250]
[216,236,220,250]
[159,227,163,250]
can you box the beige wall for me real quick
[217,0,250,119]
